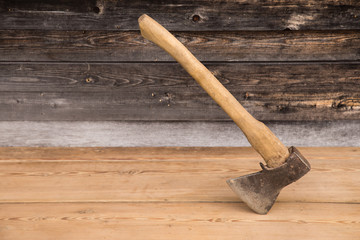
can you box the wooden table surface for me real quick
[0,147,359,239]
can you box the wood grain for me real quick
[0,62,359,121]
[1,30,360,62]
[0,121,359,147]
[0,147,358,203]
[1,0,359,30]
[0,202,358,240]
[1,0,359,237]
[0,147,358,239]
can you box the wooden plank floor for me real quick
[0,147,359,239]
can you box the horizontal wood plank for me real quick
[0,202,358,240]
[0,147,358,203]
[1,0,359,31]
[1,30,359,62]
[0,121,359,147]
[0,62,359,121]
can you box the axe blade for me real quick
[227,147,311,214]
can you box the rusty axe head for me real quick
[227,147,311,214]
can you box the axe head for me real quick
[227,147,310,214]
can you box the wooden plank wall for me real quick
[0,0,359,146]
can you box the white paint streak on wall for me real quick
[286,13,314,30]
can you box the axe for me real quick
[138,14,311,214]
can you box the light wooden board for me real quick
[0,202,358,240]
[0,147,358,239]
[0,147,358,203]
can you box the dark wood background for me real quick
[0,0,359,146]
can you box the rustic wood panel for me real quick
[0,202,358,240]
[0,147,358,203]
[1,30,359,62]
[0,121,359,147]
[0,0,359,31]
[0,62,359,121]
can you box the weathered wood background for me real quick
[0,0,359,146]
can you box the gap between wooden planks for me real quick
[0,147,359,239]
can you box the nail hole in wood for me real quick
[244,92,249,100]
[93,6,100,14]
[85,77,94,84]
[192,14,201,22]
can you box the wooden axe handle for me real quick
[138,14,289,168]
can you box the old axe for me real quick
[138,14,311,214]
